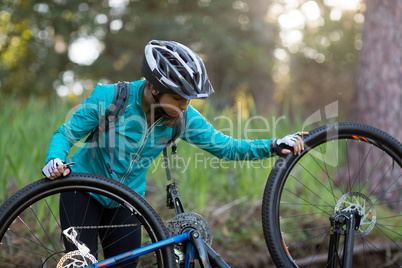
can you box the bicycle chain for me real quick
[68,216,209,231]
[70,223,141,230]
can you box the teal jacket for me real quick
[46,80,274,206]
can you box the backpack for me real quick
[88,81,186,180]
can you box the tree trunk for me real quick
[352,0,401,209]
[353,0,402,138]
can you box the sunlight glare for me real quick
[330,8,342,21]
[280,29,303,47]
[68,36,102,66]
[324,0,361,10]
[108,0,128,8]
[278,10,305,30]
[301,1,321,20]
[274,48,288,61]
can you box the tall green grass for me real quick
[0,96,72,202]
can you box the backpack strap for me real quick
[107,82,129,176]
[170,110,187,154]
[89,82,129,180]
[163,110,187,181]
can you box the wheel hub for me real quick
[334,192,376,238]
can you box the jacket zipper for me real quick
[106,117,163,208]
[120,117,163,184]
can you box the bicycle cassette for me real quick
[56,250,97,268]
[166,212,213,246]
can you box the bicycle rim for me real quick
[0,173,176,267]
[262,122,401,268]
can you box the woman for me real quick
[42,40,307,266]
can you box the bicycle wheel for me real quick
[262,122,401,267]
[0,173,176,267]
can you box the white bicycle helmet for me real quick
[141,40,214,100]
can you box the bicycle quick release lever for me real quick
[63,162,76,169]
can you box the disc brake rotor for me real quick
[335,192,376,238]
[166,212,213,246]
[56,250,97,268]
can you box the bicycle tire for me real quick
[0,173,176,267]
[262,122,402,267]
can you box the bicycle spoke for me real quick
[29,205,59,258]
[296,161,340,203]
[373,224,401,247]
[280,201,333,209]
[280,210,334,219]
[283,187,333,217]
[371,174,402,205]
[287,229,330,251]
[352,142,373,192]
[318,144,339,204]
[283,225,330,234]
[376,214,402,220]
[17,215,56,257]
[291,229,331,265]
[345,140,352,193]
[361,238,401,266]
[307,149,344,200]
[1,232,50,258]
[359,150,386,191]
[289,174,335,209]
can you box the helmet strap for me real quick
[148,82,178,125]
[149,82,163,104]
[149,85,171,119]
[151,91,162,104]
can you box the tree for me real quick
[352,0,401,206]
[0,0,97,99]
[0,0,277,112]
[353,0,401,141]
[271,0,365,120]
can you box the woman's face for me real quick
[157,93,191,118]
[149,84,191,120]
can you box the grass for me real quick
[0,96,70,200]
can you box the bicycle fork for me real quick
[327,210,362,268]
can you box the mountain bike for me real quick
[0,122,400,267]
[0,171,229,267]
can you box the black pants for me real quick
[60,191,141,267]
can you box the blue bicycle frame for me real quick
[86,230,230,268]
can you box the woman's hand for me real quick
[42,158,71,180]
[271,132,309,156]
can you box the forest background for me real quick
[0,0,400,266]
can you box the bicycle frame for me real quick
[86,230,230,268]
